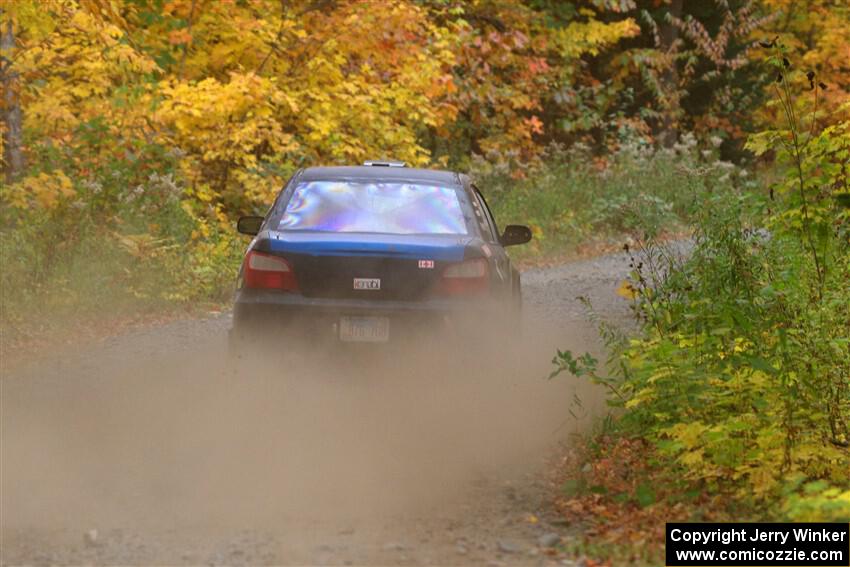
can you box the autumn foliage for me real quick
[3,0,845,210]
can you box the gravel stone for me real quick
[84,529,99,547]
[539,532,561,548]
[497,540,521,554]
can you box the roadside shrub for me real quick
[0,153,242,340]
[479,136,747,261]
[552,53,850,520]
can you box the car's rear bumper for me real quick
[232,289,500,341]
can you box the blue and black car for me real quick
[230,161,532,345]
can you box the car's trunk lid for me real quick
[263,231,470,300]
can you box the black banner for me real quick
[666,523,850,566]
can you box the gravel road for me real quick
[1,251,634,566]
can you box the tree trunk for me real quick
[658,0,682,147]
[2,16,25,183]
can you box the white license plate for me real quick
[353,278,381,290]
[339,316,390,342]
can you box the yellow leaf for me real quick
[616,279,639,300]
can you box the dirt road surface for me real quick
[1,252,632,566]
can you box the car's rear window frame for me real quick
[266,177,478,237]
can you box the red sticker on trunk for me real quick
[418,260,435,269]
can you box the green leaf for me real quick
[747,356,778,375]
[635,483,655,508]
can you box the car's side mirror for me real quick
[500,224,532,247]
[237,216,264,236]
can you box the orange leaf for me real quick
[168,29,193,46]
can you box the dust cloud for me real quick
[1,312,606,563]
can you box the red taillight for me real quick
[438,258,489,295]
[243,250,298,291]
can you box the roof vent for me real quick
[363,160,407,167]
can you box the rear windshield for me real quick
[277,180,468,235]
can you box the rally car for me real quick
[230,161,531,345]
